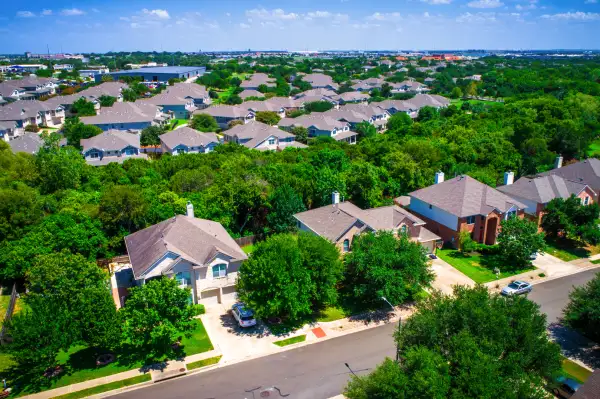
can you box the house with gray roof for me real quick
[373,94,450,118]
[497,172,596,226]
[295,192,440,254]
[223,120,307,151]
[159,126,220,155]
[0,77,58,100]
[240,73,276,90]
[80,102,170,131]
[394,80,430,94]
[278,114,357,144]
[408,173,526,246]
[0,121,18,142]
[300,73,339,91]
[537,158,600,200]
[293,88,338,99]
[0,100,65,130]
[8,133,45,154]
[196,105,255,129]
[263,96,304,111]
[239,89,264,100]
[80,129,147,165]
[330,91,370,105]
[123,208,248,305]
[141,83,211,118]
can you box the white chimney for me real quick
[435,171,445,184]
[332,191,340,205]
[555,156,563,169]
[504,171,514,186]
[186,201,194,218]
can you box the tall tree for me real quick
[267,184,306,233]
[255,111,281,126]
[497,216,545,267]
[563,272,600,342]
[190,113,219,132]
[99,185,149,233]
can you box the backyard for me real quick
[437,248,535,284]
[545,238,599,262]
[0,319,212,396]
[588,138,600,157]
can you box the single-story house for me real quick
[278,114,358,144]
[330,92,370,104]
[240,73,276,90]
[293,88,338,100]
[223,120,307,151]
[300,73,339,91]
[408,173,526,246]
[239,89,264,100]
[294,192,440,254]
[123,207,248,305]
[80,102,171,131]
[242,100,286,118]
[159,126,220,155]
[196,106,256,129]
[80,129,147,165]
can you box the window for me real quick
[466,216,476,225]
[268,138,276,145]
[400,225,408,234]
[584,196,590,205]
[175,272,191,287]
[343,239,350,253]
[89,151,100,159]
[212,264,227,279]
[429,204,433,210]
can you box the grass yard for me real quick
[52,374,151,399]
[587,138,600,157]
[241,244,255,255]
[591,259,600,264]
[545,240,591,262]
[187,355,222,370]
[168,119,188,130]
[273,335,306,347]
[437,249,535,284]
[450,98,504,109]
[561,357,593,384]
[315,306,349,322]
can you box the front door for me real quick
[485,217,498,245]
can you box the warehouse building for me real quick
[95,66,205,84]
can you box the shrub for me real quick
[25,124,40,133]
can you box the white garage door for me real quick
[200,288,220,305]
[221,285,238,304]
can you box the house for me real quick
[8,132,67,154]
[263,96,304,112]
[0,100,65,129]
[196,106,255,129]
[497,171,596,226]
[373,94,450,118]
[95,66,206,84]
[242,100,286,118]
[223,120,307,151]
[0,77,58,100]
[351,78,386,92]
[240,73,276,90]
[294,192,440,254]
[80,129,147,165]
[239,89,264,99]
[123,207,248,305]
[278,114,358,144]
[0,121,18,142]
[537,157,600,200]
[44,82,129,116]
[80,102,171,131]
[141,83,211,118]
[159,127,220,155]
[394,80,430,93]
[294,88,338,99]
[301,73,339,91]
[408,173,526,246]
[330,92,370,104]
[338,103,390,130]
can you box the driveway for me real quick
[532,253,589,278]
[430,257,475,294]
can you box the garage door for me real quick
[200,288,220,305]
[221,285,238,303]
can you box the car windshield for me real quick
[241,315,255,321]
[508,283,520,289]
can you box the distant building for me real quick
[80,129,147,165]
[80,102,171,131]
[223,120,307,151]
[96,66,206,84]
[53,64,74,71]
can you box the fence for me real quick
[0,283,18,344]
[234,235,256,247]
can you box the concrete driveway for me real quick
[532,253,588,278]
[429,257,475,294]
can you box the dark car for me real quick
[553,376,582,398]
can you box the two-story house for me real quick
[197,106,256,129]
[299,73,339,91]
[81,102,171,131]
[123,205,248,305]
[0,101,65,130]
[536,157,600,201]
[142,83,211,119]
[373,94,450,118]
[278,114,358,144]
[159,126,220,155]
[223,120,307,151]
[80,129,148,165]
[407,173,526,247]
[0,121,19,142]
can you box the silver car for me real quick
[501,280,532,296]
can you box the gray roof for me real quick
[0,121,16,131]
[8,133,44,154]
[240,73,276,89]
[124,214,247,279]
[301,73,339,90]
[538,158,600,191]
[497,175,592,204]
[572,370,600,399]
[79,82,128,98]
[81,102,161,125]
[159,127,219,151]
[410,175,526,217]
[0,100,63,121]
[373,94,450,114]
[264,97,304,109]
[239,89,263,99]
[81,129,141,152]
[278,114,349,131]
[294,88,337,99]
[197,105,254,119]
[224,120,295,149]
[242,100,285,113]
[142,83,208,106]
[331,92,370,102]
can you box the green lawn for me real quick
[315,306,348,322]
[273,335,307,347]
[437,249,535,284]
[52,374,151,399]
[241,244,255,255]
[187,355,222,370]
[587,138,600,157]
[450,98,504,109]
[561,357,593,384]
[168,119,188,130]
[591,259,600,264]
[1,319,212,396]
[545,240,591,262]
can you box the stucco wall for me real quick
[409,197,459,231]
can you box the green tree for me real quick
[62,117,103,148]
[98,95,117,107]
[343,232,433,307]
[386,112,413,136]
[304,101,334,113]
[230,77,242,87]
[71,98,97,116]
[225,94,243,105]
[36,136,87,193]
[458,230,477,253]
[541,196,600,244]
[450,87,463,99]
[120,277,203,357]
[563,272,600,342]
[190,113,219,132]
[99,185,149,233]
[290,126,308,143]
[101,74,114,82]
[140,126,164,146]
[267,184,306,233]
[0,183,43,243]
[355,121,377,140]
[497,217,545,267]
[255,111,281,126]
[121,88,138,102]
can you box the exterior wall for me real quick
[160,104,190,120]
[409,197,459,231]
[335,224,364,254]
[578,188,595,206]
[253,135,280,151]
[195,255,240,304]
[84,145,141,162]
[93,121,152,131]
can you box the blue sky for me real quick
[1,0,600,53]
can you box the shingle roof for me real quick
[538,158,600,191]
[572,370,600,399]
[278,113,348,131]
[0,100,62,121]
[141,83,208,106]
[81,102,161,125]
[409,175,526,217]
[197,105,254,118]
[124,215,247,278]
[225,120,295,149]
[240,73,276,89]
[331,92,370,102]
[159,127,219,151]
[242,100,284,113]
[301,73,339,90]
[239,89,263,99]
[373,94,450,113]
[293,88,337,99]
[79,82,128,98]
[497,175,592,204]
[81,130,141,152]
[8,133,44,154]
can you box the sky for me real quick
[1,0,600,53]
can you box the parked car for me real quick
[231,303,257,328]
[552,376,581,398]
[501,280,532,296]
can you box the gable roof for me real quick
[142,83,209,106]
[8,133,44,154]
[159,127,219,150]
[239,89,263,99]
[81,130,141,152]
[0,100,63,121]
[81,102,161,125]
[301,73,339,90]
[538,158,600,191]
[224,120,295,149]
[497,175,593,204]
[197,105,254,118]
[278,113,349,131]
[293,88,338,99]
[124,215,247,278]
[240,73,276,89]
[410,175,526,217]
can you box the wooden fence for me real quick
[0,283,18,344]
[234,236,256,247]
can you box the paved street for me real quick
[111,323,397,399]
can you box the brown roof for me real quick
[410,175,526,217]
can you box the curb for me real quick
[531,265,600,286]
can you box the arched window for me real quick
[212,264,227,278]
[400,225,408,234]
[343,239,350,253]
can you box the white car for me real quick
[231,303,257,328]
[501,280,533,296]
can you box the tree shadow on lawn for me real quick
[547,238,591,259]
[219,312,272,338]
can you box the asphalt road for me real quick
[111,268,599,399]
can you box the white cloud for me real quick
[206,22,220,29]
[119,16,130,21]
[239,22,250,28]
[225,12,231,17]
[41,9,52,16]
[16,11,35,18]
[246,8,299,20]
[585,0,598,3]
[541,11,600,21]
[468,0,504,8]
[142,9,170,19]
[61,8,85,16]
[516,0,537,10]
[130,22,141,28]
[420,0,452,4]
[367,12,402,21]
[351,22,381,29]
[456,12,497,23]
